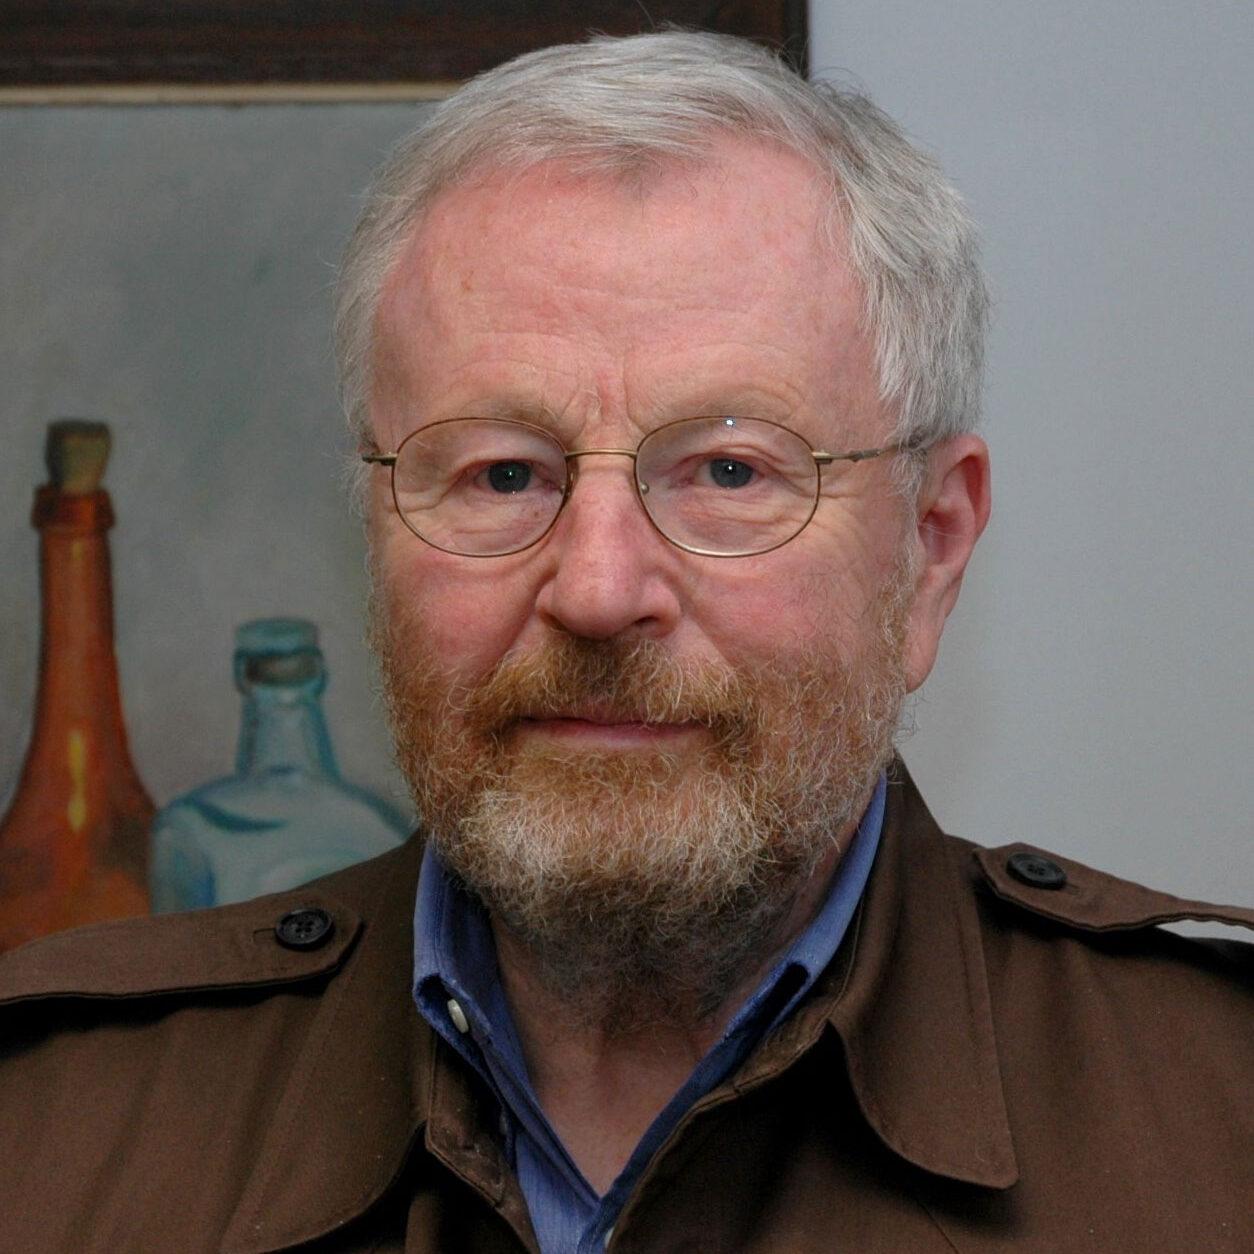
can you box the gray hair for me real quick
[335,30,986,475]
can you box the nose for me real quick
[532,454,682,641]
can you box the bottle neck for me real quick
[0,486,153,915]
[235,685,339,778]
[26,488,135,762]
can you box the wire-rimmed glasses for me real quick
[362,415,918,559]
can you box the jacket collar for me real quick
[221,835,434,1254]
[222,761,1018,1250]
[823,762,1019,1188]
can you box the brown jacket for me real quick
[1,768,1250,1253]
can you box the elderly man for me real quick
[1,31,1250,1254]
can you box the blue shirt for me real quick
[412,773,886,1253]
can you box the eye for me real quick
[706,458,756,489]
[485,461,533,493]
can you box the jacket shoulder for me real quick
[0,837,429,1253]
[957,835,1253,962]
[0,835,421,1008]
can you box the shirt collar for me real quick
[743,772,886,1036]
[411,835,519,1064]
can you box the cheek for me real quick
[373,531,533,680]
[683,551,880,664]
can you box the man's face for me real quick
[370,138,910,690]
[366,138,925,1024]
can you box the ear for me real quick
[902,435,991,692]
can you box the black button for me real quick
[1006,852,1067,891]
[274,907,335,949]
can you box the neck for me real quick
[489,837,846,1195]
[235,688,338,777]
[26,490,130,754]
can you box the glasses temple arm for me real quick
[813,436,930,466]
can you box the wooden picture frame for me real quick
[0,0,807,104]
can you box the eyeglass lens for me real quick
[391,416,820,557]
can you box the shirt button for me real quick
[1006,851,1068,890]
[447,997,470,1034]
[273,907,335,949]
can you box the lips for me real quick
[521,710,652,726]
[512,713,703,741]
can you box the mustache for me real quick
[451,636,762,738]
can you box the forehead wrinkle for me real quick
[615,336,870,443]
[375,138,881,450]
[421,145,835,308]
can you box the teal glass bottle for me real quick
[150,618,410,912]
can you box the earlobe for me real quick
[902,435,991,692]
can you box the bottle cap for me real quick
[235,618,319,655]
[234,618,324,689]
[46,420,111,494]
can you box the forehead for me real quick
[370,136,878,442]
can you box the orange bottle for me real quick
[0,421,153,954]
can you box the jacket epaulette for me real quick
[0,888,362,1008]
[970,839,1254,945]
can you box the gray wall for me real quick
[810,1,1252,916]
[1,1,1250,917]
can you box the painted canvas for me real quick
[0,105,429,932]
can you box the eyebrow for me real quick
[363,398,565,454]
[371,388,834,453]
[647,382,818,428]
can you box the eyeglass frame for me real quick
[361,414,925,559]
